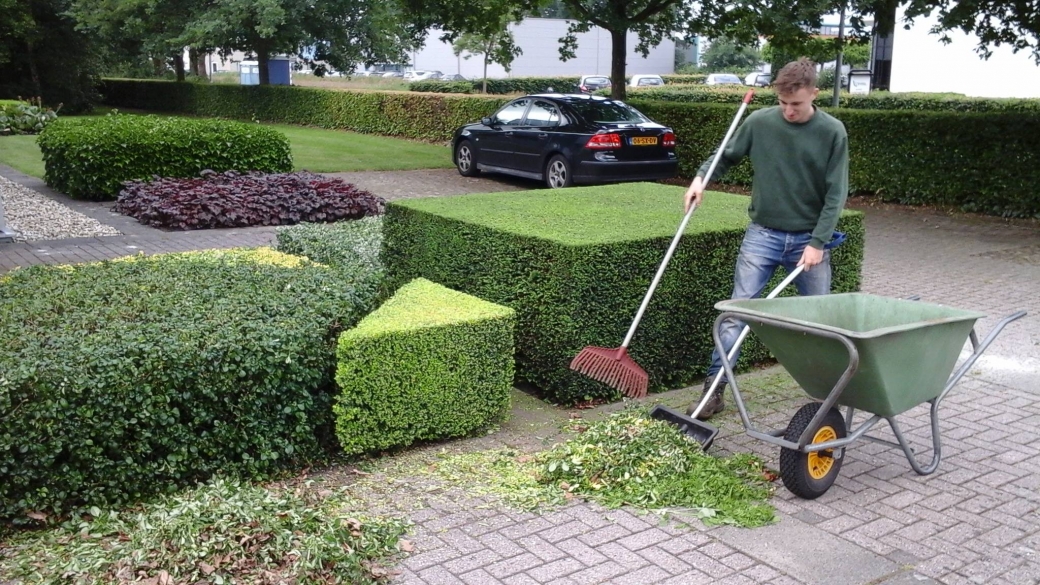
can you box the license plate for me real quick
[631,136,658,146]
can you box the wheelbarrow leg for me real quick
[884,399,943,475]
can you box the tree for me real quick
[0,0,101,111]
[891,0,1040,64]
[71,0,206,82]
[183,0,422,84]
[701,37,762,71]
[452,22,522,93]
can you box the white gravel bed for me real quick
[0,175,121,241]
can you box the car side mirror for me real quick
[481,117,493,126]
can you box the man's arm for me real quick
[684,115,755,212]
[809,131,850,250]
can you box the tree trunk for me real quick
[173,54,186,82]
[152,57,164,77]
[482,54,488,94]
[25,40,42,98]
[189,47,199,76]
[196,52,208,78]
[257,45,271,85]
[610,28,627,100]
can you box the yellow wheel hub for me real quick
[806,426,837,480]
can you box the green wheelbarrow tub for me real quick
[716,293,986,418]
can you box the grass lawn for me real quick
[0,117,451,179]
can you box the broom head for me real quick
[569,346,648,399]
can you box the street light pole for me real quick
[832,2,846,108]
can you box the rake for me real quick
[570,90,756,399]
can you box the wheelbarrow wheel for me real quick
[779,403,846,500]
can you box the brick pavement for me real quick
[2,165,1039,584]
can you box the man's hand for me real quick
[798,246,824,271]
[684,177,704,214]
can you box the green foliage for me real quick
[662,74,707,84]
[101,78,508,140]
[409,80,476,94]
[381,183,864,404]
[630,99,1040,218]
[276,216,384,276]
[625,85,1040,112]
[334,278,515,456]
[0,98,58,135]
[100,80,1040,217]
[701,37,763,71]
[538,410,776,526]
[0,478,408,584]
[0,248,382,520]
[36,114,293,200]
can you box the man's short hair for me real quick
[774,58,818,94]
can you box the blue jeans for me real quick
[707,223,832,382]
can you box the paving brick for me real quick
[538,520,590,543]
[596,542,652,570]
[525,557,585,582]
[555,537,609,567]
[486,553,544,579]
[576,524,631,547]
[606,565,672,584]
[567,561,628,584]
[459,568,503,585]
[444,549,503,574]
[616,527,672,551]
[517,534,567,562]
[418,565,467,585]
[676,550,734,579]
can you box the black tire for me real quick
[455,140,479,177]
[779,403,846,499]
[544,155,573,189]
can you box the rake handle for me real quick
[619,93,755,350]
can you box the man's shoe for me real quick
[687,378,727,420]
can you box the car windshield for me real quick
[568,100,649,123]
[584,77,610,85]
[716,75,741,83]
[637,77,664,86]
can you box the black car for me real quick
[452,94,678,189]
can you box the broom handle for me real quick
[618,90,755,353]
[688,265,804,418]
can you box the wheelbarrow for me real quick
[710,293,1025,499]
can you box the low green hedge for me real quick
[37,114,293,200]
[627,85,1040,112]
[99,80,1040,217]
[662,74,707,84]
[0,247,382,520]
[382,183,864,405]
[334,278,515,455]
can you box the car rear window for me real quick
[569,100,649,123]
[637,77,664,86]
[585,77,610,85]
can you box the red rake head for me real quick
[569,346,649,399]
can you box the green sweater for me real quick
[697,106,849,249]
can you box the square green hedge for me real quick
[334,278,516,456]
[383,183,864,405]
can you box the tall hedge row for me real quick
[99,80,1040,218]
[625,85,1040,113]
[631,100,1040,218]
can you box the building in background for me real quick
[402,18,674,78]
[874,6,1039,97]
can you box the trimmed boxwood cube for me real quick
[382,183,864,405]
[334,278,516,456]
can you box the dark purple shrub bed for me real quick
[114,170,385,230]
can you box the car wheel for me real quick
[545,155,572,189]
[455,140,479,177]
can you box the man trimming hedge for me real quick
[682,58,851,420]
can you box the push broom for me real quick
[570,90,756,399]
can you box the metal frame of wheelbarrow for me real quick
[712,308,1026,487]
